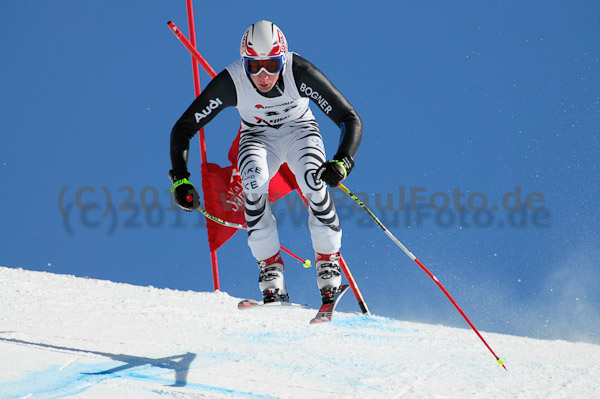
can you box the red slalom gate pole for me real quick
[339,254,370,315]
[338,183,506,369]
[168,21,217,78]
[179,3,218,290]
[184,1,202,104]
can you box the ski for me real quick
[309,285,349,324]
[238,299,306,310]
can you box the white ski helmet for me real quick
[240,20,288,61]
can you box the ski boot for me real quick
[315,252,342,304]
[258,251,289,303]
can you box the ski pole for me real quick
[194,202,312,268]
[338,183,506,369]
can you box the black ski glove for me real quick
[169,169,199,212]
[316,154,354,187]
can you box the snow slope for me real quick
[0,266,598,399]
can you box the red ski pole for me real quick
[194,201,311,268]
[338,183,506,369]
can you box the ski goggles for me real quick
[243,56,284,76]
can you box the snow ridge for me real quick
[0,266,598,398]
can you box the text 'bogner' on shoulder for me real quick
[299,83,332,115]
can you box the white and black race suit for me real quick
[171,52,362,261]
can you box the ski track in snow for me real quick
[0,266,598,399]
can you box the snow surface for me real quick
[0,266,598,399]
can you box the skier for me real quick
[169,20,362,303]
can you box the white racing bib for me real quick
[226,52,315,127]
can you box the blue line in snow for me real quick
[0,361,279,399]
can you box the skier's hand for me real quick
[169,169,199,212]
[316,154,354,187]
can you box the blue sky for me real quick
[1,1,599,343]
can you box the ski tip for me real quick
[263,301,306,308]
[238,299,306,310]
[309,317,330,325]
[238,299,260,310]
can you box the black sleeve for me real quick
[292,54,362,159]
[170,69,237,172]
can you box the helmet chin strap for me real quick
[275,79,284,95]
